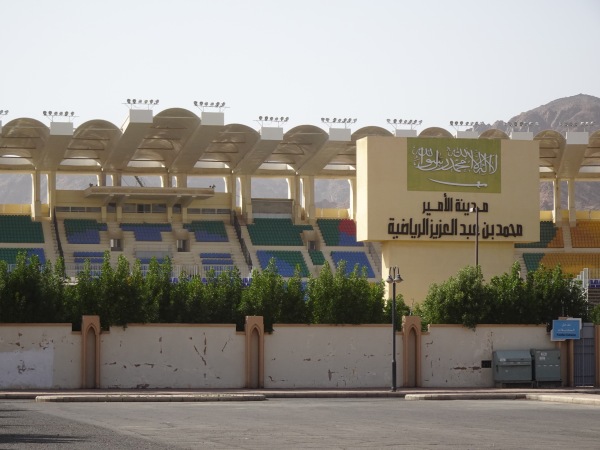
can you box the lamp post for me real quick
[386,266,403,391]
[469,206,479,268]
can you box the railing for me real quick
[576,268,589,302]
[366,241,381,276]
[56,263,252,280]
[232,212,253,271]
[52,208,64,260]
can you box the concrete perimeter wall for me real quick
[264,324,396,388]
[422,324,553,387]
[0,324,81,389]
[0,319,577,389]
[100,324,246,389]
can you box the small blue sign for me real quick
[551,319,581,341]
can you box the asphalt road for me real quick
[2,398,600,449]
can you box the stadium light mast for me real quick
[386,267,403,392]
[124,99,160,110]
[0,110,8,132]
[387,119,421,137]
[193,101,226,112]
[256,116,289,128]
[42,110,76,123]
[386,119,421,130]
[321,117,357,129]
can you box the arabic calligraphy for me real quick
[387,193,524,240]
[411,145,499,175]
[387,218,523,240]
[422,193,488,215]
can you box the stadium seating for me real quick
[308,250,326,265]
[515,221,563,248]
[247,218,312,246]
[523,252,600,276]
[64,219,107,244]
[0,248,46,265]
[121,223,171,241]
[0,215,45,243]
[184,221,228,242]
[330,251,375,277]
[73,251,105,264]
[570,220,600,248]
[256,250,310,277]
[522,253,545,272]
[317,218,362,246]
[200,252,234,269]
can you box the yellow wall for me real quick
[357,136,540,302]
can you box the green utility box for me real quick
[492,350,532,383]
[531,349,561,382]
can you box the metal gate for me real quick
[573,323,595,386]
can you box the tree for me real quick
[306,260,386,325]
[416,263,589,328]
[306,261,336,324]
[239,258,284,332]
[416,265,490,329]
[203,267,243,326]
[279,267,308,324]
[526,264,587,324]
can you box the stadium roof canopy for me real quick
[1,108,599,180]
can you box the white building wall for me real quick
[0,324,81,389]
[99,324,246,389]
[264,324,399,388]
[421,324,554,387]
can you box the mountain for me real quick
[499,93,600,132]
[0,94,599,209]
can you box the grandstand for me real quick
[0,107,599,303]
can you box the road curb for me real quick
[35,393,266,402]
[405,393,527,401]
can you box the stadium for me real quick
[1,104,600,389]
[0,106,598,299]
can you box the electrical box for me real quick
[531,349,561,382]
[492,350,532,383]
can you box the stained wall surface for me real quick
[0,324,80,389]
[264,324,399,388]
[99,324,245,389]
[421,324,552,387]
[0,321,564,389]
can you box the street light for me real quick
[386,266,403,391]
[469,206,479,267]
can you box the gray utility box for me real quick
[531,349,561,382]
[492,350,532,383]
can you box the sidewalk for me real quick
[2,387,600,406]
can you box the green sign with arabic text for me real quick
[407,137,501,193]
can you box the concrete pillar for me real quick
[302,176,315,224]
[31,170,41,220]
[176,174,187,188]
[552,178,562,226]
[239,175,253,223]
[348,177,357,221]
[245,316,264,389]
[567,178,576,226]
[47,171,57,218]
[81,315,101,389]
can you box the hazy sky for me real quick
[2,0,599,132]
